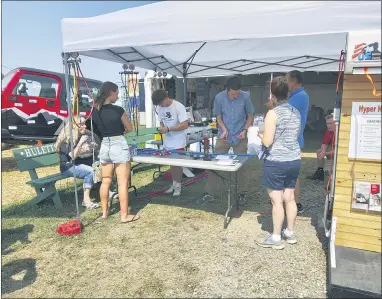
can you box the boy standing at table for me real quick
[152,89,189,197]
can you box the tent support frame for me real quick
[62,52,81,224]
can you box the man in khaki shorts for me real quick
[201,75,255,203]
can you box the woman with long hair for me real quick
[92,81,139,223]
[56,118,100,209]
[256,76,302,250]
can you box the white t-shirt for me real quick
[158,100,188,150]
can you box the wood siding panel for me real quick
[333,74,382,252]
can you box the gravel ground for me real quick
[2,142,329,298]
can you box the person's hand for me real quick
[78,135,89,146]
[220,130,228,140]
[265,99,275,110]
[158,126,169,134]
[237,130,247,140]
[317,150,326,159]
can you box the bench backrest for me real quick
[125,127,158,144]
[12,143,60,172]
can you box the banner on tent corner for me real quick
[347,30,381,63]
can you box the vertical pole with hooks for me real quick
[62,52,81,224]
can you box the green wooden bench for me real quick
[12,144,68,208]
[125,127,158,145]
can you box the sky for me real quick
[1,1,158,82]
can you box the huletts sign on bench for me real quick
[18,144,57,158]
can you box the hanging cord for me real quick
[132,73,139,136]
[71,62,96,127]
[364,67,381,97]
[326,50,346,193]
[121,73,132,120]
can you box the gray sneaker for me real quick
[255,235,285,250]
[281,229,297,244]
[195,193,215,205]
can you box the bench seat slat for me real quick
[26,173,69,187]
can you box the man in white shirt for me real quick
[152,89,189,197]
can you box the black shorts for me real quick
[262,159,301,191]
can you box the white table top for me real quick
[133,154,248,172]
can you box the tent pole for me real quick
[63,52,81,224]
[183,63,188,106]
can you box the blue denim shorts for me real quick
[99,136,130,164]
[262,159,301,191]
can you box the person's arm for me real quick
[260,109,277,147]
[237,96,255,139]
[169,103,189,132]
[70,135,89,159]
[214,95,228,137]
[166,120,189,132]
[121,112,133,133]
[318,144,329,159]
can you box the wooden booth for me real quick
[329,30,381,298]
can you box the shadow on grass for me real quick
[1,156,19,173]
[1,258,37,295]
[2,224,34,256]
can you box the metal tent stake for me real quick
[63,52,81,225]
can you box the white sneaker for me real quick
[164,184,175,195]
[173,183,181,197]
[109,191,119,200]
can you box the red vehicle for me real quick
[1,67,102,144]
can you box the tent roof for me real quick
[61,1,381,78]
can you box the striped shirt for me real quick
[267,103,301,162]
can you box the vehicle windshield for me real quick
[1,70,16,91]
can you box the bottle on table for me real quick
[131,138,137,156]
[228,146,234,155]
[204,135,210,158]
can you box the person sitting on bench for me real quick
[55,119,101,209]
[307,113,336,181]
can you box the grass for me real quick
[1,138,329,298]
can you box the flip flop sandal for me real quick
[121,214,140,223]
[82,202,100,209]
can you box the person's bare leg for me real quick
[268,189,284,236]
[284,188,297,232]
[114,163,139,223]
[294,178,300,204]
[83,188,92,204]
[100,163,114,218]
[171,166,183,184]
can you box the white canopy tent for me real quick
[60,0,381,225]
[61,1,381,78]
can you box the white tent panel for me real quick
[61,1,381,77]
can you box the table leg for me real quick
[235,172,239,210]
[223,172,241,229]
[224,172,232,229]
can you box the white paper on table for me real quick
[216,160,239,166]
[215,155,237,160]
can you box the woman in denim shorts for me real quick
[256,77,302,250]
[92,81,140,223]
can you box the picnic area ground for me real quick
[1,138,330,298]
